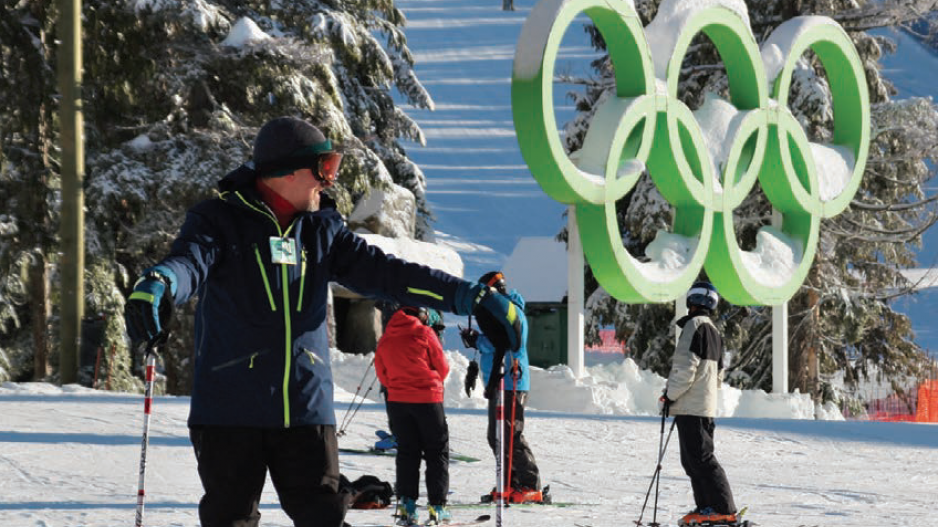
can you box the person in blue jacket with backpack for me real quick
[461,271,544,504]
[123,116,522,527]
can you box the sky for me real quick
[2,353,937,527]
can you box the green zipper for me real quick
[297,250,307,312]
[280,249,293,427]
[253,244,277,311]
[234,191,297,428]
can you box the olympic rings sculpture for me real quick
[511,0,869,306]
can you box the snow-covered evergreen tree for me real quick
[0,2,59,384]
[569,0,938,403]
[0,0,435,392]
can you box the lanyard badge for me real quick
[269,237,298,265]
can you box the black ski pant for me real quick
[675,415,736,514]
[487,390,540,490]
[386,401,449,504]
[189,424,347,527]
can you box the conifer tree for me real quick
[0,0,435,391]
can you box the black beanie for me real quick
[253,117,332,176]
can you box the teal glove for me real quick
[125,265,176,343]
[453,281,522,351]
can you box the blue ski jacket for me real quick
[478,290,530,392]
[157,165,467,428]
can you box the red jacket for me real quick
[375,310,450,403]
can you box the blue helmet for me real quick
[686,281,719,311]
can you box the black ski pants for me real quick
[386,401,449,504]
[487,390,540,490]
[189,424,347,527]
[675,415,736,514]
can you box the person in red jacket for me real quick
[375,306,452,526]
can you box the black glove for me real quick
[460,327,479,349]
[483,377,499,401]
[464,360,480,397]
[125,266,176,343]
[483,347,508,400]
[454,281,522,352]
[659,391,673,417]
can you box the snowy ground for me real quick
[1,352,936,527]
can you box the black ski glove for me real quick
[659,390,673,417]
[483,378,498,401]
[464,360,480,397]
[125,266,176,343]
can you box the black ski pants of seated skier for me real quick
[189,424,347,527]
[387,401,450,504]
[487,390,540,490]
[675,415,736,514]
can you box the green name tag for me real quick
[269,237,297,265]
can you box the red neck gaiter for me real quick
[255,178,298,230]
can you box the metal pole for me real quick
[771,209,789,394]
[567,206,584,378]
[58,0,85,384]
[773,303,789,394]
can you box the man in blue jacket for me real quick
[462,271,543,504]
[123,116,522,527]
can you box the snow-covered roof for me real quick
[359,233,463,278]
[332,233,464,299]
[502,237,568,303]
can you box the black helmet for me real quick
[479,271,507,295]
[400,306,429,325]
[686,281,719,311]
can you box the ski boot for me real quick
[427,504,452,525]
[678,507,741,526]
[395,497,418,526]
[375,430,398,451]
[480,487,511,504]
[508,487,544,504]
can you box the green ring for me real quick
[512,0,869,306]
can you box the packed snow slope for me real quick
[394,0,578,278]
[1,352,937,527]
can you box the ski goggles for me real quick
[485,272,505,288]
[316,151,343,186]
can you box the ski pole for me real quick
[338,357,374,434]
[339,370,379,437]
[338,357,376,436]
[635,411,676,527]
[506,356,519,499]
[495,374,506,527]
[135,334,165,527]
